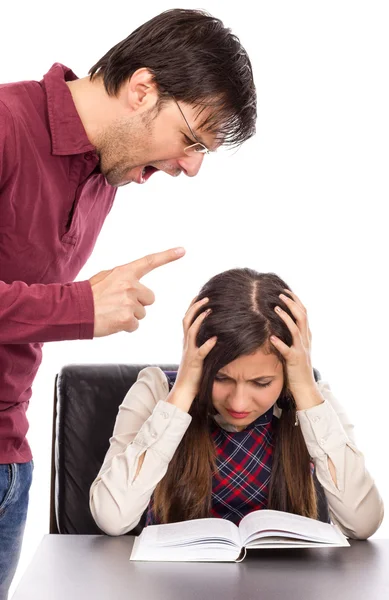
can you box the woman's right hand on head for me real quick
[166,297,217,413]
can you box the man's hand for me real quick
[89,247,185,337]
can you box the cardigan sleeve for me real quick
[297,381,384,539]
[89,367,192,536]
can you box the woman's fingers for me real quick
[273,304,308,353]
[187,307,212,344]
[282,289,307,313]
[274,304,300,340]
[198,336,218,360]
[274,293,312,353]
[269,334,291,358]
[278,291,311,346]
[182,297,209,334]
[284,290,312,342]
[187,295,202,310]
[279,293,307,325]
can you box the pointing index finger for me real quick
[130,247,185,279]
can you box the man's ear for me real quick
[125,68,159,114]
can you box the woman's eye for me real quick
[253,381,272,388]
[215,377,271,388]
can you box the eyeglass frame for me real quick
[172,96,212,156]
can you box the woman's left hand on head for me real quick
[270,290,323,410]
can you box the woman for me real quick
[90,269,383,538]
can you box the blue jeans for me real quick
[0,462,33,600]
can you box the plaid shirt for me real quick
[210,408,275,524]
[145,372,275,526]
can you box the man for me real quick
[0,8,256,597]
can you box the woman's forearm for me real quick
[90,399,192,535]
[166,385,196,413]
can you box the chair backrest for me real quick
[50,365,328,535]
[50,363,178,535]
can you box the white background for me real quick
[1,0,388,594]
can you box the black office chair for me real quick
[49,364,329,536]
[49,363,178,535]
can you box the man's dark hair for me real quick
[89,9,256,147]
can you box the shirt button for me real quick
[150,432,157,439]
[312,416,321,423]
[160,411,169,420]
[320,437,327,445]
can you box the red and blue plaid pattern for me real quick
[210,408,275,524]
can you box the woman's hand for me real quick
[270,290,324,410]
[166,297,217,413]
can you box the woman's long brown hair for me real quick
[153,269,317,522]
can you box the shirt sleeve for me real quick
[297,381,384,539]
[0,99,16,186]
[89,367,192,536]
[0,101,94,343]
[0,279,94,343]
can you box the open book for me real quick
[130,509,349,562]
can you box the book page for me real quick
[139,517,241,549]
[130,536,241,562]
[239,510,348,546]
[246,539,349,549]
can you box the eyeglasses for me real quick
[172,97,212,156]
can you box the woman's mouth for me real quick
[226,409,251,420]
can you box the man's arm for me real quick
[0,279,94,343]
[0,100,185,343]
[1,100,94,343]
[0,98,15,185]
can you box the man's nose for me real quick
[178,152,205,177]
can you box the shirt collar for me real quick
[42,63,96,156]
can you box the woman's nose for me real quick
[228,386,249,412]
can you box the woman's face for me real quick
[212,347,284,431]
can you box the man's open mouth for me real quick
[141,165,159,182]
